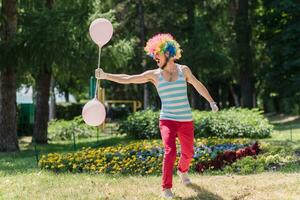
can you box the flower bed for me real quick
[195,141,261,172]
[39,137,260,174]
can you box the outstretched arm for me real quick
[182,65,219,111]
[95,68,154,84]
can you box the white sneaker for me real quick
[161,188,174,199]
[177,170,192,185]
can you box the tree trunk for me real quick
[229,83,240,107]
[0,0,19,152]
[32,0,54,144]
[49,75,56,120]
[233,0,254,108]
[190,86,202,109]
[32,66,52,144]
[186,1,198,109]
[137,0,149,109]
[64,89,69,102]
[272,97,281,114]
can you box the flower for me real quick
[39,139,257,175]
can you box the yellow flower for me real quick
[58,164,64,168]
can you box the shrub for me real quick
[223,156,266,174]
[193,108,273,138]
[56,103,83,120]
[118,109,160,139]
[118,108,273,139]
[48,116,96,140]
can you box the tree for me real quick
[256,0,300,114]
[20,0,135,142]
[233,0,255,108]
[0,0,19,151]
[136,0,149,109]
[31,0,54,144]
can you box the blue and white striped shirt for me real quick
[157,64,193,122]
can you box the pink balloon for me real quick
[89,18,113,47]
[82,98,106,126]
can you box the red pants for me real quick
[159,119,195,190]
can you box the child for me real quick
[95,33,219,199]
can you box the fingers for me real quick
[95,68,107,79]
[95,68,102,79]
[209,102,219,112]
[213,106,219,112]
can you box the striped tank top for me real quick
[157,63,193,122]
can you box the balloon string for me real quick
[95,80,99,98]
[97,46,101,69]
[95,46,102,98]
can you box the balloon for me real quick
[89,18,113,47]
[82,98,106,126]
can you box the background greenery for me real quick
[118,108,273,139]
[1,0,299,112]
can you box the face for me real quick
[154,52,171,68]
[154,53,166,68]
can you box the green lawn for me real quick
[0,115,299,200]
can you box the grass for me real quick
[0,135,133,175]
[0,115,300,200]
[0,171,299,200]
[261,115,300,162]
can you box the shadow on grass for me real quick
[271,117,300,131]
[174,183,224,200]
[0,135,132,175]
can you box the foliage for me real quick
[196,141,261,173]
[255,0,300,114]
[222,140,299,174]
[39,137,251,174]
[193,108,273,138]
[118,108,273,139]
[41,137,300,175]
[118,109,160,139]
[48,116,96,141]
[1,0,299,113]
[56,103,84,120]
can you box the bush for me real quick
[56,103,83,120]
[118,109,160,139]
[118,108,273,139]
[193,108,273,138]
[108,105,131,120]
[48,116,96,140]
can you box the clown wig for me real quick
[144,33,182,60]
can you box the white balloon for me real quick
[82,98,106,126]
[89,18,113,47]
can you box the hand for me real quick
[95,68,107,79]
[209,101,219,112]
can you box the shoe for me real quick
[161,188,174,199]
[177,170,192,185]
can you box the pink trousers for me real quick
[159,119,195,190]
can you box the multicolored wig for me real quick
[144,33,182,60]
